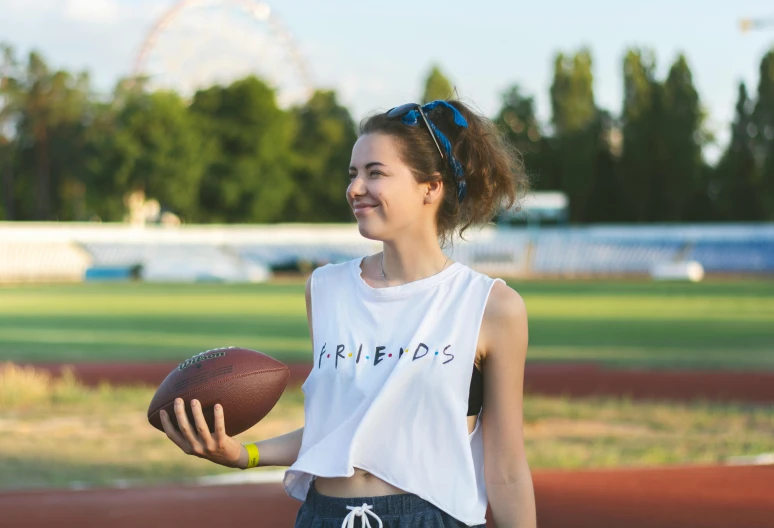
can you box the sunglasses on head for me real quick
[385,101,468,203]
[386,103,445,161]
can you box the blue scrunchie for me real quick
[400,100,469,202]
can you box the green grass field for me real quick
[1,279,772,370]
[2,278,773,489]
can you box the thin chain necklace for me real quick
[380,252,451,286]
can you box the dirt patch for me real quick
[527,418,653,438]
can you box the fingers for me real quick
[190,399,215,449]
[213,403,227,441]
[160,408,187,449]
[161,400,241,468]
[173,398,204,455]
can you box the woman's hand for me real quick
[160,397,247,469]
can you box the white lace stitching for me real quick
[340,502,384,528]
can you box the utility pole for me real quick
[0,47,14,220]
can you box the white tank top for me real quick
[283,255,505,526]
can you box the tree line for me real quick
[1,43,773,224]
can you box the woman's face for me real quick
[347,132,433,241]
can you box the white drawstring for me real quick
[340,502,384,528]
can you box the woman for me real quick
[160,99,536,527]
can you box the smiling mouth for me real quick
[354,204,379,212]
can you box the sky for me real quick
[2,0,774,163]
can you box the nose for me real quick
[347,175,365,202]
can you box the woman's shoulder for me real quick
[467,265,524,323]
[452,262,523,319]
[310,257,358,282]
[453,260,510,288]
[479,277,527,363]
[486,279,524,315]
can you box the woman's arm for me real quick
[160,273,315,469]
[248,270,315,467]
[481,281,536,528]
[248,426,304,467]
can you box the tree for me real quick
[549,49,598,222]
[713,82,764,220]
[658,54,707,221]
[190,76,295,223]
[620,48,660,222]
[421,64,454,103]
[493,84,553,190]
[752,50,774,219]
[85,90,209,222]
[0,43,18,219]
[585,110,627,222]
[6,51,92,220]
[551,50,596,132]
[284,90,357,222]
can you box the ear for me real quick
[424,172,444,204]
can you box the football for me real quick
[147,347,290,437]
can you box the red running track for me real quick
[18,361,774,404]
[1,464,771,527]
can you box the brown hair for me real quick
[359,99,529,248]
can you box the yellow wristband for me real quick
[244,443,260,469]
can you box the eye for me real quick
[348,173,357,180]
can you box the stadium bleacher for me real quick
[1,222,772,282]
[82,243,270,282]
[532,236,684,274]
[234,243,375,269]
[686,241,774,273]
[0,241,91,282]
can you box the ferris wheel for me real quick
[132,0,314,107]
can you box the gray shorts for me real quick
[294,479,485,528]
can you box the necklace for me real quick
[380,252,451,286]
